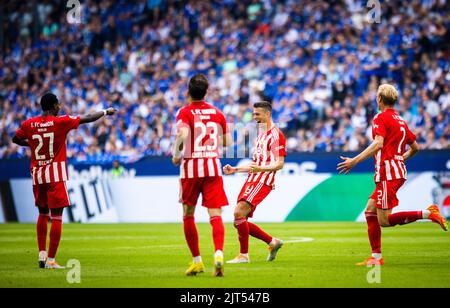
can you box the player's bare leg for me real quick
[208,208,225,277]
[356,199,384,266]
[227,201,252,264]
[45,208,65,269]
[37,206,50,268]
[183,204,204,276]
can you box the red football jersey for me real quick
[372,108,416,182]
[246,125,287,187]
[176,101,228,179]
[15,115,80,185]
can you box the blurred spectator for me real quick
[0,0,448,164]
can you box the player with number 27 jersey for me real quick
[14,94,115,211]
[13,92,116,270]
[15,114,80,209]
[16,115,80,186]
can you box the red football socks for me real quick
[48,216,62,259]
[37,214,49,252]
[234,217,249,254]
[388,211,423,226]
[209,216,225,252]
[248,221,272,245]
[365,211,381,253]
[183,215,200,257]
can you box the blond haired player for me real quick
[337,84,448,266]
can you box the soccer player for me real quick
[172,74,232,277]
[223,101,286,264]
[12,92,116,269]
[337,84,448,266]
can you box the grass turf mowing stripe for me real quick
[0,222,449,288]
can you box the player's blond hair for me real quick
[377,84,398,106]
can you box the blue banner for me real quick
[0,150,448,180]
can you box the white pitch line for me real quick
[283,237,314,243]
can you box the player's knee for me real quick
[365,199,377,213]
[183,205,195,216]
[233,214,243,222]
[233,211,247,228]
[378,218,391,227]
[235,202,250,217]
[208,209,221,218]
[366,205,377,213]
[234,210,246,220]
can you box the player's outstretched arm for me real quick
[403,141,419,161]
[337,135,384,174]
[79,107,116,125]
[223,156,285,175]
[250,156,285,173]
[223,164,252,175]
[12,135,29,147]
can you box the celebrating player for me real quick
[12,93,116,269]
[223,101,286,264]
[172,74,232,277]
[337,84,448,266]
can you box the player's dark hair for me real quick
[188,74,209,101]
[253,101,272,113]
[40,93,59,111]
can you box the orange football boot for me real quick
[356,256,384,266]
[427,205,448,231]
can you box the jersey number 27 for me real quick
[32,133,55,160]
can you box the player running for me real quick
[172,74,232,277]
[12,92,116,269]
[223,101,286,264]
[337,84,448,266]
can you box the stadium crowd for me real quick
[0,0,448,163]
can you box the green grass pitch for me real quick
[0,222,449,288]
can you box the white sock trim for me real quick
[372,253,382,260]
[270,238,280,246]
[193,256,202,264]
